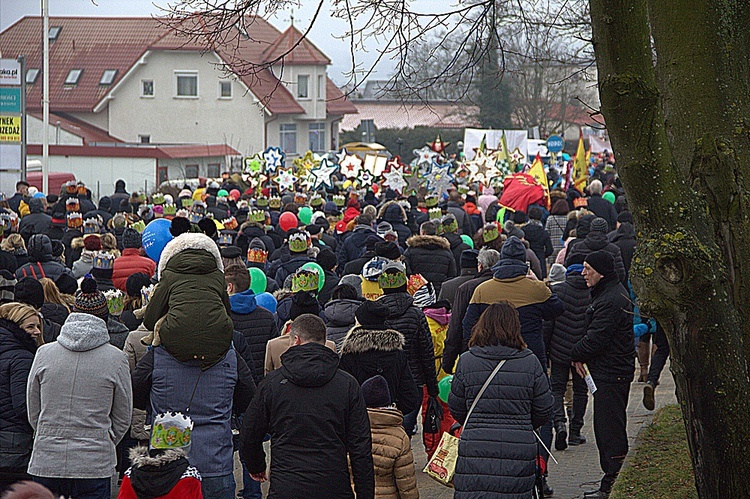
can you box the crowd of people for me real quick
[0,169,669,499]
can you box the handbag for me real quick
[423,359,507,486]
[423,395,444,435]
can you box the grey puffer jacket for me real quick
[323,298,361,351]
[449,344,553,499]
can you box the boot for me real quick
[643,381,656,411]
[542,475,554,497]
[583,490,609,498]
[637,341,650,382]
[568,430,587,446]
[554,422,568,451]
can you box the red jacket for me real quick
[118,471,203,499]
[112,248,156,291]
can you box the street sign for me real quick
[0,88,21,114]
[546,135,564,154]
[0,60,21,86]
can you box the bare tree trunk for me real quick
[589,0,750,496]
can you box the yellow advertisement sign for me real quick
[0,116,20,142]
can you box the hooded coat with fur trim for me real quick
[377,202,412,246]
[143,233,233,371]
[119,446,203,499]
[403,235,457,295]
[339,327,421,416]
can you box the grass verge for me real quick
[610,404,697,499]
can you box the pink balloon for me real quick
[279,211,298,232]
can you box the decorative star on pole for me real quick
[357,168,375,188]
[510,147,526,165]
[425,162,454,198]
[339,154,363,179]
[413,146,438,169]
[306,158,338,190]
[243,154,265,176]
[263,146,285,173]
[382,165,407,194]
[273,168,298,191]
[336,147,350,166]
[403,168,423,196]
[428,134,450,154]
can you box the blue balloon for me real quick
[142,219,173,262]
[255,292,277,314]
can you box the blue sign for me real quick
[546,135,564,153]
[0,88,20,114]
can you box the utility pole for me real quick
[42,0,49,194]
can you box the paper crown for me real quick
[428,207,442,220]
[294,192,307,205]
[163,203,177,216]
[249,210,266,224]
[104,289,124,316]
[175,209,189,219]
[483,222,500,242]
[425,195,438,208]
[247,247,269,264]
[222,217,238,231]
[407,274,429,296]
[93,252,115,270]
[218,231,236,246]
[83,218,100,235]
[269,197,282,209]
[0,214,11,233]
[442,215,458,233]
[130,220,146,234]
[333,195,345,207]
[292,269,319,293]
[288,231,309,253]
[152,193,165,205]
[256,196,269,207]
[65,181,77,194]
[188,211,203,224]
[77,185,87,196]
[150,412,194,451]
[573,197,589,208]
[378,263,408,290]
[67,212,83,229]
[310,194,323,207]
[181,197,193,208]
[457,185,469,195]
[66,198,80,212]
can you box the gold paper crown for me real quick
[247,247,269,263]
[249,210,266,224]
[292,269,319,293]
[407,274,428,296]
[428,207,442,220]
[93,252,115,270]
[573,197,589,208]
[333,195,345,207]
[66,198,80,212]
[222,217,238,230]
[67,212,83,229]
[269,197,282,209]
[294,192,307,205]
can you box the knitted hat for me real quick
[306,224,323,236]
[339,274,363,298]
[170,217,193,237]
[548,263,567,284]
[324,201,339,215]
[361,375,392,408]
[289,291,320,319]
[198,218,218,239]
[375,241,401,261]
[376,221,393,238]
[83,234,102,251]
[501,236,527,262]
[122,228,142,249]
[378,261,407,290]
[355,300,390,330]
[14,277,44,309]
[55,273,78,295]
[503,220,525,240]
[0,270,16,304]
[75,276,109,319]
[460,249,479,269]
[150,412,194,451]
[126,272,152,298]
[585,250,615,278]
[590,217,609,234]
[316,248,337,272]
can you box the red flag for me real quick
[498,173,545,213]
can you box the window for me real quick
[207,164,221,178]
[157,165,168,184]
[48,27,62,40]
[219,80,232,98]
[309,123,326,152]
[138,135,150,144]
[185,165,199,178]
[280,124,297,154]
[317,75,325,99]
[175,72,198,97]
[100,69,117,85]
[297,75,309,99]
[141,79,154,97]
[26,69,40,84]
[65,69,83,85]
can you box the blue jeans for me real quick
[33,476,110,499]
[241,459,262,499]
[202,473,236,499]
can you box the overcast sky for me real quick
[2,0,453,84]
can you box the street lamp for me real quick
[41,0,49,194]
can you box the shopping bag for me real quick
[423,431,459,487]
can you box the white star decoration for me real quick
[339,154,363,178]
[425,162,454,198]
[357,169,375,187]
[307,158,338,190]
[414,146,438,169]
[382,165,407,194]
[273,168,298,191]
[510,148,526,165]
[263,147,285,173]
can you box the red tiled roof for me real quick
[26,143,239,159]
[326,79,358,116]
[158,144,240,159]
[261,26,330,65]
[28,111,122,145]
[0,16,351,117]
[341,101,479,130]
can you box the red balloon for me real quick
[279,211,298,232]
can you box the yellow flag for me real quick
[527,153,551,209]
[573,130,588,191]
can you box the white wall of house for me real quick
[68,109,109,132]
[266,116,336,160]
[105,51,266,154]
[271,64,327,120]
[160,155,236,183]
[26,115,83,146]
[26,153,157,198]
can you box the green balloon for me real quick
[438,375,453,403]
[217,189,229,198]
[460,234,474,249]
[298,206,313,225]
[248,267,267,295]
[602,191,616,204]
[301,262,325,292]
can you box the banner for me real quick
[0,60,20,86]
[0,116,21,142]
[463,129,528,162]
[0,88,21,114]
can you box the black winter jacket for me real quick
[339,327,421,415]
[570,274,635,383]
[324,298,361,350]
[609,222,636,276]
[342,251,376,277]
[403,235,457,296]
[449,344,553,498]
[0,319,36,438]
[437,269,477,304]
[585,194,618,231]
[318,270,340,305]
[15,235,74,282]
[379,292,438,396]
[40,302,69,326]
[523,221,553,278]
[230,290,280,384]
[442,233,471,269]
[338,225,377,269]
[566,232,627,284]
[544,274,590,365]
[240,343,375,499]
[273,255,313,288]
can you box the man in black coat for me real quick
[440,214,471,268]
[337,214,377,270]
[608,212,636,276]
[240,314,375,499]
[570,251,635,499]
[543,255,591,450]
[403,221,457,296]
[585,180,618,231]
[18,198,52,243]
[342,234,381,277]
[438,249,478,303]
[566,217,627,284]
[109,180,130,216]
